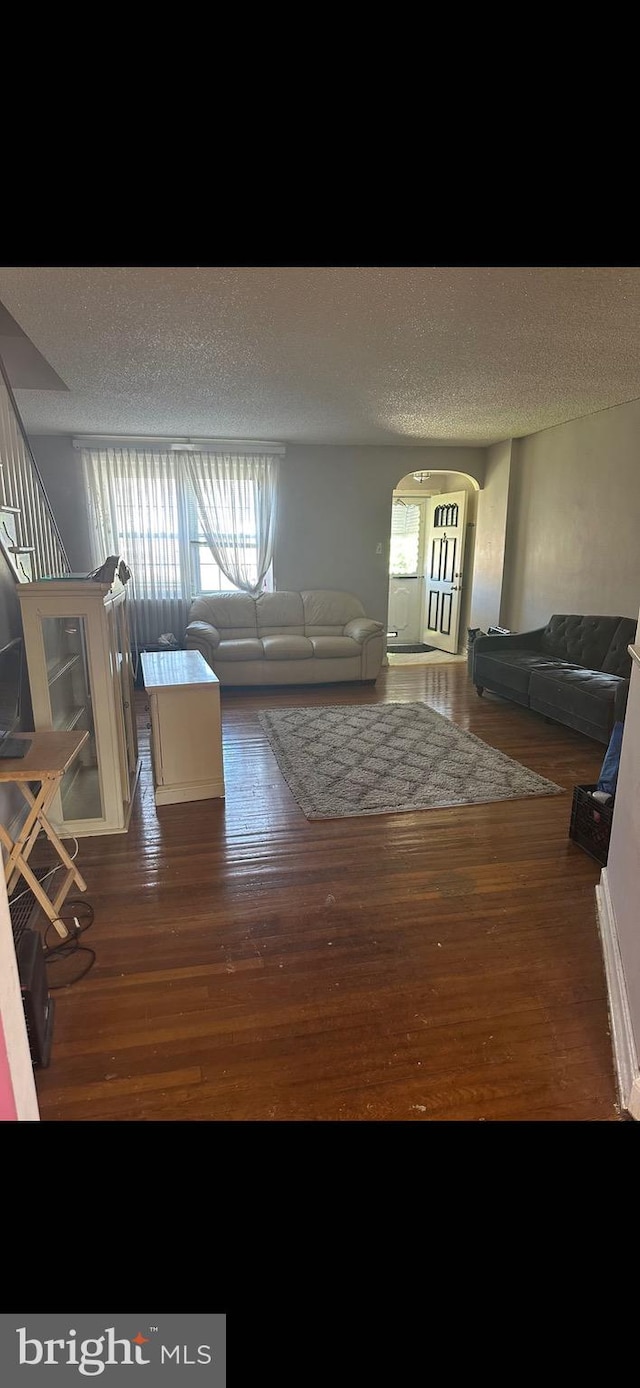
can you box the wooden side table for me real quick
[0,730,89,939]
[141,649,225,805]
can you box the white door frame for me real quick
[388,490,434,642]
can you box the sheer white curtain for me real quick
[184,451,280,597]
[82,447,192,645]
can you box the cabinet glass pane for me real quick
[116,599,138,772]
[42,615,103,820]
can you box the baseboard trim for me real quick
[155,780,225,806]
[595,869,640,1119]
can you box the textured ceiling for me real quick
[1,266,640,446]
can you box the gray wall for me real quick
[501,401,640,629]
[275,444,486,624]
[29,438,487,627]
[29,435,94,572]
[28,404,640,635]
[470,440,512,632]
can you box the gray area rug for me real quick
[258,702,563,819]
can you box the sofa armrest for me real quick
[185,620,221,651]
[473,627,546,654]
[344,618,384,643]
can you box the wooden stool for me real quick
[0,730,90,939]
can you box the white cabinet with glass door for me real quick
[17,576,140,836]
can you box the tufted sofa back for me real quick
[540,614,637,675]
[602,616,638,676]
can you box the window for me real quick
[83,446,278,602]
[81,444,281,644]
[116,476,184,597]
[434,502,459,527]
[189,488,269,594]
[389,499,421,576]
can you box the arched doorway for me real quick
[387,469,479,655]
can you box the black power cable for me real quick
[43,899,96,988]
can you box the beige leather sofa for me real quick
[185,590,384,686]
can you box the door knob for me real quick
[450,585,460,591]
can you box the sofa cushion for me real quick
[262,635,314,660]
[474,650,577,696]
[529,666,622,730]
[539,614,621,670]
[189,592,258,639]
[601,617,637,676]
[256,591,305,636]
[216,639,264,662]
[302,589,364,634]
[308,636,362,659]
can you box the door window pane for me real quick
[390,501,421,575]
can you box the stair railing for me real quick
[0,352,70,580]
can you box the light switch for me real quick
[376,543,383,554]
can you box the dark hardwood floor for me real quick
[32,661,619,1121]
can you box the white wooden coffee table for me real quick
[141,649,225,805]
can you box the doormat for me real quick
[387,643,435,653]
[258,702,563,820]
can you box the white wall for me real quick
[0,867,39,1119]
[501,401,640,630]
[395,471,478,495]
[604,626,640,1057]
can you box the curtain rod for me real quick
[72,435,286,453]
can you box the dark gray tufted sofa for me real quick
[472,614,637,742]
